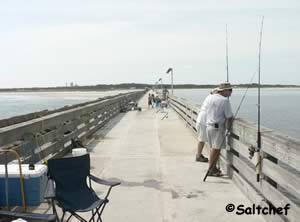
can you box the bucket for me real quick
[72,148,87,157]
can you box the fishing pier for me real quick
[0,91,299,222]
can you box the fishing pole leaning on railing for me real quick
[243,16,265,182]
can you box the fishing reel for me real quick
[248,145,256,159]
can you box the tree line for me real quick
[0,83,299,92]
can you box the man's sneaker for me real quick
[195,154,208,162]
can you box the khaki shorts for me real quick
[207,126,226,149]
[197,124,207,142]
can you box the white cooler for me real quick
[0,164,48,206]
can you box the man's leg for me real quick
[208,148,221,172]
[207,127,225,176]
[196,141,208,162]
[197,141,205,155]
[196,124,209,162]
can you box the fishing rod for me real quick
[226,24,229,82]
[248,17,265,182]
[203,71,257,182]
[256,16,264,182]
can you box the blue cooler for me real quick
[0,164,48,206]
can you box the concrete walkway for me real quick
[84,94,265,222]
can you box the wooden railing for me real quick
[0,94,130,128]
[169,95,300,222]
[0,91,145,164]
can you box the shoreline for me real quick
[0,89,140,98]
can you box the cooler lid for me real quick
[0,164,48,178]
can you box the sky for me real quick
[0,0,300,88]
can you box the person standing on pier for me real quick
[195,88,218,162]
[205,82,233,176]
[148,93,153,108]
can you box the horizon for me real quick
[0,82,300,91]
[1,1,300,88]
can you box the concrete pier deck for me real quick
[82,94,265,222]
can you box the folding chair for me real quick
[46,154,120,222]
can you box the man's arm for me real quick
[225,117,233,131]
[224,100,233,130]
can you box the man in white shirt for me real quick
[195,88,218,162]
[205,82,233,176]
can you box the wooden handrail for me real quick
[0,91,145,164]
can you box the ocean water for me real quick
[174,88,300,140]
[0,89,299,140]
[0,90,134,120]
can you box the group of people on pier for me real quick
[195,82,233,177]
[147,88,169,109]
[148,94,161,108]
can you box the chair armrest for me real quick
[89,174,121,187]
[0,210,56,222]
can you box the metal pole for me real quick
[166,68,173,95]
